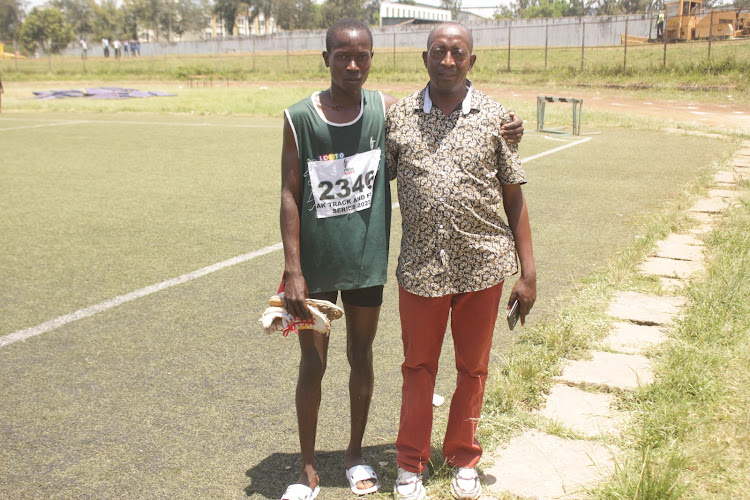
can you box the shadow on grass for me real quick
[245,444,398,499]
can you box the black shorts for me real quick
[309,285,384,308]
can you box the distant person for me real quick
[135,40,141,56]
[657,11,665,40]
[129,39,136,56]
[113,39,121,58]
[387,22,536,500]
[80,39,88,60]
[102,38,109,58]
[123,41,129,57]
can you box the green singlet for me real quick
[284,89,391,293]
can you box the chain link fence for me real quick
[2,11,748,78]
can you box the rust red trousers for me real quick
[395,282,503,473]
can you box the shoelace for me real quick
[282,318,315,337]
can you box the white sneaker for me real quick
[451,467,481,500]
[394,467,426,500]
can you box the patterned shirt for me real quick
[385,83,525,297]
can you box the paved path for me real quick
[482,141,749,499]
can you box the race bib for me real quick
[307,149,381,219]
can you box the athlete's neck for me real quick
[317,88,362,123]
[327,85,362,108]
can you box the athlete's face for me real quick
[323,29,373,92]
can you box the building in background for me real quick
[206,11,276,38]
[379,1,452,26]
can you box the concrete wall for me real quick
[62,13,660,57]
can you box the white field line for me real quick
[0,120,89,131]
[0,117,278,130]
[0,243,282,348]
[522,136,591,164]
[1,136,589,348]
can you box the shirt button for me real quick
[439,225,444,229]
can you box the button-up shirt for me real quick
[385,83,525,297]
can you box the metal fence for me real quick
[2,11,748,76]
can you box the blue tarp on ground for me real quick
[33,87,176,100]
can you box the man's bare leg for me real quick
[344,304,380,491]
[294,331,330,489]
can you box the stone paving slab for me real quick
[714,170,737,184]
[660,276,687,292]
[662,233,705,247]
[484,429,618,499]
[690,211,716,224]
[603,322,669,354]
[736,148,750,156]
[733,158,750,168]
[690,197,729,213]
[555,351,653,390]
[539,384,624,437]
[708,189,742,200]
[607,291,686,325]
[640,256,704,279]
[654,239,704,261]
[689,222,714,235]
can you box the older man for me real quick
[386,22,536,500]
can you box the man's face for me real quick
[323,29,373,92]
[423,25,476,94]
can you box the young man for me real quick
[386,22,537,500]
[279,18,396,500]
[279,18,524,500]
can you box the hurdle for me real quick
[536,96,583,135]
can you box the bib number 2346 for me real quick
[307,149,381,219]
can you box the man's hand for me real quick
[501,110,524,144]
[283,271,312,321]
[508,273,536,326]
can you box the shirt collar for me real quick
[421,80,475,115]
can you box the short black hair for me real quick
[326,18,373,53]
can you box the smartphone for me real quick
[507,299,520,330]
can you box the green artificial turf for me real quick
[0,108,736,498]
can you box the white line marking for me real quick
[0,117,278,129]
[0,243,283,348]
[0,120,88,131]
[0,136,589,348]
[542,135,578,142]
[522,136,591,163]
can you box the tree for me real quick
[18,7,74,54]
[440,0,462,20]
[319,0,366,28]
[495,0,583,18]
[50,0,95,39]
[121,0,152,39]
[0,0,24,44]
[214,0,240,35]
[274,0,321,30]
[515,0,585,17]
[173,0,210,39]
[91,0,122,40]
[159,0,177,40]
